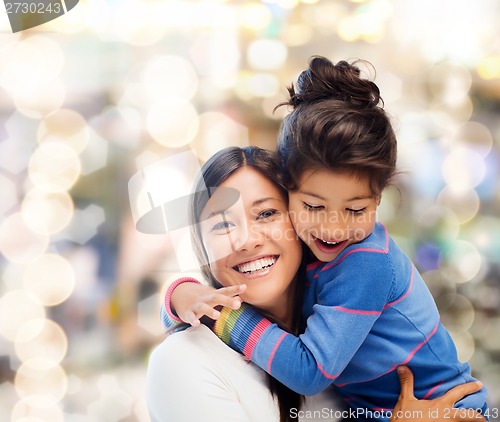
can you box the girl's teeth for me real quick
[323,240,339,245]
[237,256,277,274]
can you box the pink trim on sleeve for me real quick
[164,277,201,323]
[242,319,272,359]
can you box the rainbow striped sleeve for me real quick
[213,304,272,358]
[161,277,201,332]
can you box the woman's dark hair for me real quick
[189,145,305,422]
[276,55,398,196]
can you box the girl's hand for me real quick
[391,366,486,422]
[171,283,247,327]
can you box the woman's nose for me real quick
[235,222,264,251]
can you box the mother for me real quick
[146,146,483,422]
[147,145,347,422]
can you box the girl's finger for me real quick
[207,293,242,310]
[215,284,247,297]
[181,310,200,327]
[192,303,220,320]
[189,317,201,327]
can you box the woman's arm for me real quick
[392,366,486,422]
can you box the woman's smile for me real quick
[233,255,279,278]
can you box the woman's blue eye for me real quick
[258,209,278,219]
[303,202,323,211]
[212,221,235,231]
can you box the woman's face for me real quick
[199,167,302,317]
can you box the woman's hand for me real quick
[391,366,486,422]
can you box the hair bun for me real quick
[288,56,382,109]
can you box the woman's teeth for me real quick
[236,256,277,274]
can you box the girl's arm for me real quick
[213,252,395,395]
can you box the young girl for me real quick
[163,57,489,421]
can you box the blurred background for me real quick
[0,0,499,421]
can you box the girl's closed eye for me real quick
[303,202,324,211]
[347,207,366,215]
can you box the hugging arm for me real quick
[213,253,393,396]
[392,366,486,422]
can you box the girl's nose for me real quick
[320,221,347,242]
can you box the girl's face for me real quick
[199,167,302,318]
[288,168,379,263]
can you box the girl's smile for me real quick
[313,237,348,254]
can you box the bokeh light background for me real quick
[1,0,500,420]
